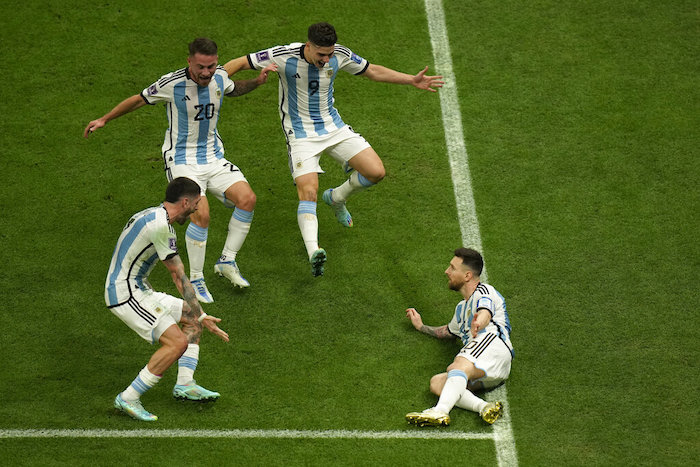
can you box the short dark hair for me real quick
[454,248,484,276]
[189,37,218,56]
[308,22,337,47]
[165,177,200,203]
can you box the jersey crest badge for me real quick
[256,51,270,62]
[216,87,221,99]
[325,69,333,78]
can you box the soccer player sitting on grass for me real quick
[224,22,443,277]
[105,177,229,422]
[404,248,513,426]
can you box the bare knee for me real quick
[167,332,188,359]
[190,210,210,228]
[298,186,318,202]
[430,373,447,396]
[369,166,386,184]
[236,191,256,211]
[358,165,385,185]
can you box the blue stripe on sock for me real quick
[178,356,199,371]
[447,369,468,382]
[297,201,317,215]
[233,208,254,223]
[357,173,375,187]
[186,223,208,241]
[130,376,151,395]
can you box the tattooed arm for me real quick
[163,254,229,342]
[228,63,278,97]
[405,307,456,340]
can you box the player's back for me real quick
[105,206,170,307]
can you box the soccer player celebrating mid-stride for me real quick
[85,38,276,303]
[105,177,229,422]
[224,22,443,277]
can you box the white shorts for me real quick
[457,333,513,389]
[167,158,248,208]
[287,125,371,180]
[109,289,183,344]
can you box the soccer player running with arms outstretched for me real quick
[224,22,443,276]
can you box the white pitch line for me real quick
[424,1,518,466]
[0,429,494,440]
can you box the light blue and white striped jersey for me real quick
[247,43,369,140]
[105,205,178,307]
[448,283,514,355]
[141,67,236,166]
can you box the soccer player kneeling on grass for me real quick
[105,177,229,422]
[404,248,513,426]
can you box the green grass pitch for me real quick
[0,0,697,465]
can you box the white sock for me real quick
[221,208,253,261]
[121,365,162,402]
[186,223,208,279]
[331,171,375,203]
[176,344,200,385]
[434,370,468,414]
[297,201,319,258]
[455,388,489,414]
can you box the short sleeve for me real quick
[150,221,178,261]
[335,45,369,75]
[141,73,175,105]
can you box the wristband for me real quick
[198,312,208,323]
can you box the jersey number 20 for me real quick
[194,103,215,121]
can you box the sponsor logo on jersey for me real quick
[350,53,362,64]
[256,51,270,62]
[293,73,301,79]
[147,84,158,96]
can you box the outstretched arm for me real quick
[405,307,455,339]
[229,63,278,97]
[163,254,229,342]
[223,55,253,77]
[362,64,444,92]
[83,94,147,138]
